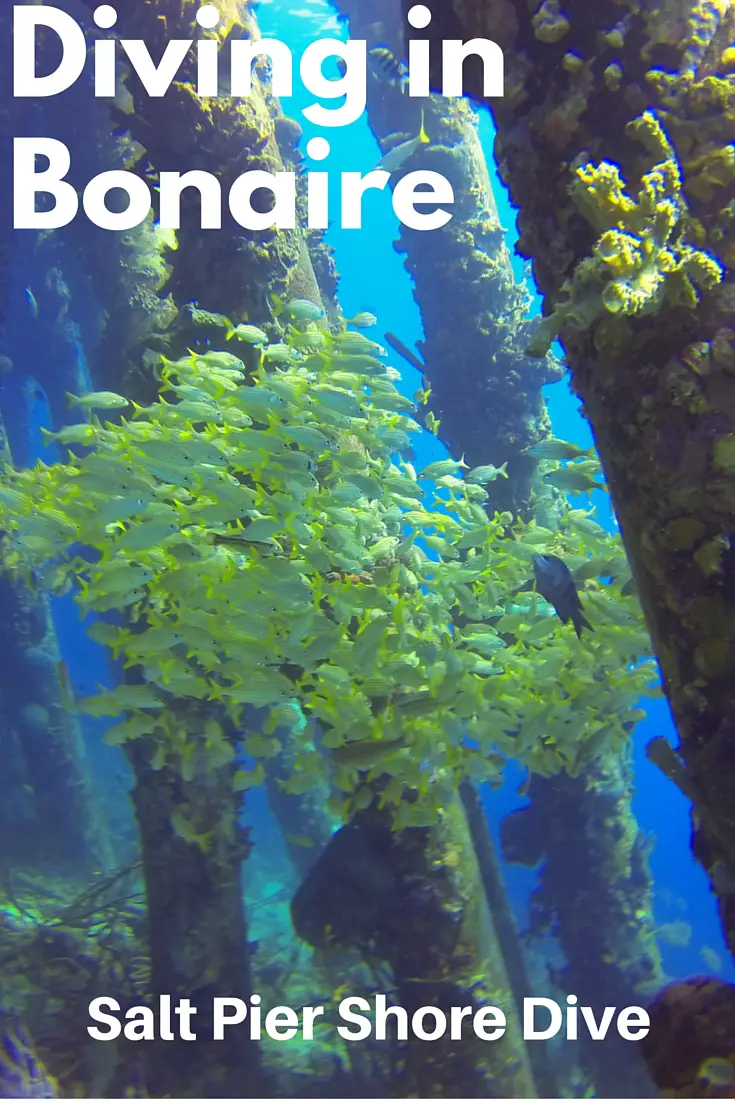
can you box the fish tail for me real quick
[39,427,55,445]
[573,613,593,639]
[419,109,430,144]
[65,391,79,407]
[384,332,425,371]
[110,630,131,661]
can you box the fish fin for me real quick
[573,613,593,639]
[110,635,129,662]
[419,109,430,144]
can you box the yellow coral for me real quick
[528,111,723,354]
[604,29,625,50]
[685,144,735,201]
[642,0,729,74]
[604,63,624,91]
[575,163,635,229]
[681,0,731,76]
[532,0,571,44]
[562,51,584,73]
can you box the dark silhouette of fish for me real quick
[532,553,592,639]
[384,332,425,371]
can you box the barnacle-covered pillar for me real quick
[0,578,111,875]
[126,739,255,1098]
[293,795,537,1098]
[63,0,332,1093]
[71,0,323,325]
[407,0,735,959]
[0,13,105,873]
[0,405,109,879]
[460,782,558,1095]
[500,761,661,1096]
[333,0,561,514]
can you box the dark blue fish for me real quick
[384,332,425,371]
[532,554,592,639]
[0,1023,57,1098]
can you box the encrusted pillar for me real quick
[293,794,538,1098]
[405,0,735,962]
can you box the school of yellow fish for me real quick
[0,314,658,831]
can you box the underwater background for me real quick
[2,0,735,1097]
[255,0,735,988]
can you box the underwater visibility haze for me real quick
[2,0,735,1097]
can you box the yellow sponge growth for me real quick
[528,111,723,355]
[532,0,571,44]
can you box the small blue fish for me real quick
[0,1022,57,1098]
[24,288,38,320]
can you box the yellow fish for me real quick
[378,111,430,172]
